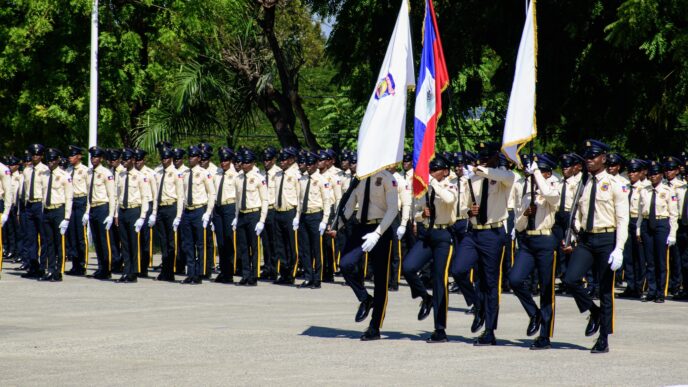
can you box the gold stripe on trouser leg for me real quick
[106,229,112,272]
[331,239,337,272]
[38,234,41,256]
[149,228,154,268]
[443,245,454,324]
[511,240,515,266]
[470,268,474,283]
[337,251,341,266]
[397,240,402,282]
[137,232,141,273]
[549,251,557,338]
[664,248,670,297]
[203,228,207,276]
[497,246,505,304]
[84,226,89,272]
[213,232,218,267]
[611,272,616,334]
[257,235,262,278]
[378,241,393,329]
[363,252,369,278]
[61,235,67,274]
[318,236,323,280]
[292,231,299,278]
[233,231,237,273]
[173,231,177,269]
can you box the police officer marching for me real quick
[554,153,585,292]
[180,146,216,284]
[172,147,188,275]
[295,152,331,288]
[39,148,73,282]
[115,149,151,283]
[212,147,238,284]
[20,144,50,278]
[64,146,89,276]
[402,156,457,343]
[562,140,629,353]
[83,146,116,280]
[233,149,268,286]
[272,147,301,285]
[508,154,561,350]
[261,146,280,280]
[134,149,158,277]
[619,159,649,298]
[637,161,677,303]
[152,147,184,282]
[388,163,412,292]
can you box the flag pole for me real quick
[446,87,476,204]
[88,0,99,165]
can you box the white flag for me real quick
[356,0,415,178]
[501,0,537,167]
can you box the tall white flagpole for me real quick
[88,0,99,164]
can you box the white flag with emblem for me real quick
[501,0,537,167]
[356,0,415,178]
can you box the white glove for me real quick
[608,248,623,271]
[82,213,89,226]
[103,216,113,230]
[231,218,238,231]
[173,217,181,232]
[1,212,9,227]
[667,236,676,246]
[526,161,539,175]
[59,220,69,235]
[463,166,475,179]
[361,232,381,252]
[319,221,327,235]
[148,214,156,228]
[510,228,516,240]
[134,218,145,233]
[202,213,210,228]
[255,221,264,236]
[292,217,299,230]
[396,225,406,240]
[211,222,215,232]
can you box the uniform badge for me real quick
[167,172,173,178]
[261,180,266,185]
[177,173,184,179]
[132,176,137,182]
[250,178,254,184]
[600,183,609,192]
[314,181,318,187]
[375,177,383,186]
[3,170,9,176]
[490,180,497,185]
[660,193,666,200]
[287,177,292,183]
[672,195,678,202]
[107,175,113,181]
[392,180,398,187]
[67,177,72,183]
[207,174,212,180]
[622,185,628,193]
[55,176,60,183]
[323,182,329,188]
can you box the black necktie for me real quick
[302,176,311,211]
[20,177,25,203]
[586,176,597,231]
[478,178,489,225]
[648,188,657,232]
[628,184,634,201]
[456,179,462,216]
[217,172,225,205]
[45,171,53,206]
[240,174,247,210]
[559,178,567,212]
[277,173,285,208]
[428,188,437,231]
[360,177,371,224]
[29,168,35,200]
[187,170,193,207]
[122,171,130,208]
[157,170,165,206]
[88,170,95,205]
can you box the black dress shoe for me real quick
[38,273,53,282]
[642,294,656,302]
[527,312,542,337]
[465,305,475,315]
[673,291,688,300]
[530,336,551,350]
[322,277,335,283]
[618,288,639,299]
[65,268,85,276]
[115,275,130,283]
[298,281,313,289]
[449,282,461,294]
[388,283,399,292]
[273,277,286,285]
[355,296,374,323]
[128,275,138,283]
[248,279,257,286]
[181,277,195,284]
[417,296,432,321]
[51,273,63,282]
[214,275,233,284]
[360,327,381,341]
[590,337,609,353]
[655,297,665,303]
[192,276,203,285]
[18,263,30,271]
[426,329,448,343]
[473,330,496,346]
[21,269,42,279]
[138,272,149,278]
[470,312,485,333]
[94,272,112,280]
[238,278,249,286]
[311,281,321,289]
[585,311,601,337]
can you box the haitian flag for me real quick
[412,0,449,197]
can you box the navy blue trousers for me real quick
[180,207,206,278]
[641,219,670,297]
[41,206,66,274]
[89,204,112,274]
[66,196,87,271]
[213,204,236,277]
[274,208,297,279]
[236,211,260,281]
[118,207,141,276]
[23,201,43,270]
[297,212,323,282]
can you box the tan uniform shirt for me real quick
[558,172,583,212]
[414,176,458,226]
[450,174,471,220]
[508,171,524,211]
[468,166,516,226]
[156,164,185,219]
[342,170,353,192]
[343,170,398,235]
[182,165,216,218]
[515,171,560,232]
[0,163,12,210]
[628,179,649,218]
[637,182,678,240]
[321,166,343,210]
[43,167,74,219]
[575,170,629,249]
[67,163,89,197]
[11,170,23,210]
[265,164,281,206]
[404,168,414,184]
[86,164,117,218]
[274,163,301,211]
[297,171,331,220]
[393,172,412,224]
[139,165,158,216]
[214,165,238,206]
[116,168,150,218]
[23,162,50,202]
[234,168,268,223]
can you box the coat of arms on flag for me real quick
[375,73,396,100]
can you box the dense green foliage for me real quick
[0,0,686,158]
